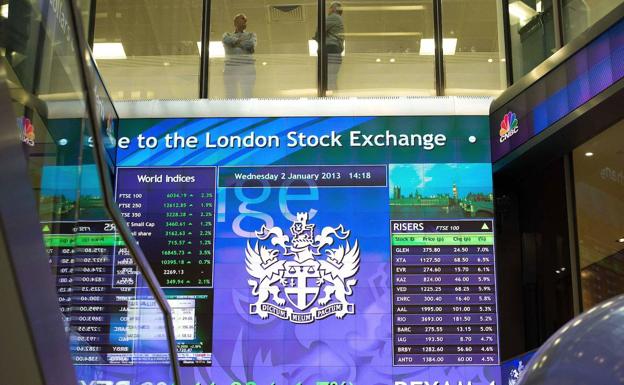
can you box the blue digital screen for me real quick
[70,116,502,385]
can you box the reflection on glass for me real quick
[326,0,435,96]
[442,0,507,96]
[76,0,93,40]
[574,119,624,310]
[70,166,174,378]
[1,0,176,382]
[508,0,556,80]
[562,0,621,43]
[93,0,203,99]
[3,0,43,93]
[209,0,317,98]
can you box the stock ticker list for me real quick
[43,166,218,365]
[45,221,134,364]
[115,167,216,289]
[115,167,216,366]
[391,220,499,366]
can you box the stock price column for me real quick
[115,167,216,289]
[391,220,499,366]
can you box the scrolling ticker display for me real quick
[45,116,502,385]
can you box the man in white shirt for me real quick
[222,14,257,98]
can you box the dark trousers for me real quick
[327,44,342,91]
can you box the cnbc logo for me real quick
[499,111,519,143]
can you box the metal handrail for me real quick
[65,0,182,383]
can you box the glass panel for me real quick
[507,0,557,81]
[2,0,44,93]
[442,0,507,96]
[1,0,176,382]
[562,0,622,43]
[76,0,93,40]
[574,118,624,310]
[208,0,318,98]
[93,0,203,100]
[87,51,119,167]
[69,165,175,381]
[324,0,435,96]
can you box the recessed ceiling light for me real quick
[488,58,493,63]
[308,40,345,57]
[618,238,624,243]
[308,40,318,56]
[419,38,457,56]
[209,41,226,57]
[389,58,396,63]
[197,41,226,58]
[163,62,170,67]
[93,43,127,60]
[343,5,425,11]
[262,62,267,66]
[375,58,381,63]
[509,1,537,22]
[585,152,594,157]
[344,32,422,37]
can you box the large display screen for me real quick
[70,115,501,384]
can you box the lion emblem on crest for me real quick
[245,212,360,323]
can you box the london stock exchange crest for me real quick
[246,212,360,323]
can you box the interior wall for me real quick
[494,157,575,359]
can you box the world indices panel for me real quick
[62,115,502,385]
